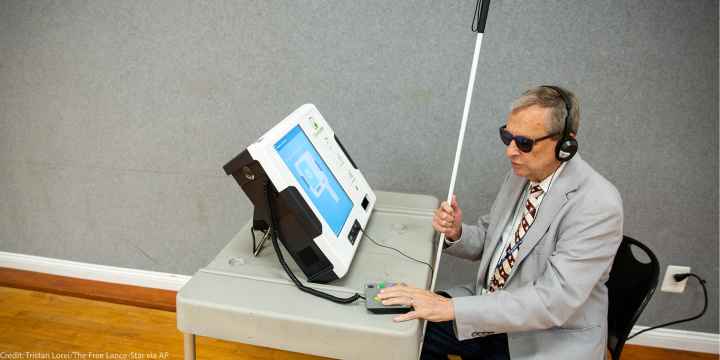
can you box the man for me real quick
[378,86,623,359]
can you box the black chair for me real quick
[606,236,660,360]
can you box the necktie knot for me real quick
[529,184,544,199]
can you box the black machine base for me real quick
[223,150,339,283]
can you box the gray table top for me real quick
[177,191,439,359]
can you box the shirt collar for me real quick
[529,161,567,193]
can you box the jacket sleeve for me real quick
[451,189,623,340]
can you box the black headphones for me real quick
[542,85,578,162]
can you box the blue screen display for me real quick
[274,125,353,236]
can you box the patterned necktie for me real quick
[489,184,544,292]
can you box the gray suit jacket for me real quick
[444,155,623,360]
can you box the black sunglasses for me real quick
[499,125,558,153]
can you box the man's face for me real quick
[504,105,561,182]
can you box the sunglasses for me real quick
[499,125,558,153]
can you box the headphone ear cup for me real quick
[556,137,578,162]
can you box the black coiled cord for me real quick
[264,181,361,304]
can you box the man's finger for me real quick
[393,311,418,322]
[381,296,412,306]
[434,211,451,223]
[378,288,408,298]
[379,285,421,299]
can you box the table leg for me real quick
[183,333,196,360]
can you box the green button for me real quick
[378,282,385,289]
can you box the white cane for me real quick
[420,0,491,356]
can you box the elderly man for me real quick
[378,86,623,359]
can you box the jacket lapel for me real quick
[476,174,527,286]
[505,156,584,284]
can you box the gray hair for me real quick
[511,86,580,136]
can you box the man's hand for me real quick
[432,194,463,241]
[377,284,454,322]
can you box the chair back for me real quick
[606,236,660,360]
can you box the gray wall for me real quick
[1,0,717,333]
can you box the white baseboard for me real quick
[627,325,719,354]
[0,251,717,354]
[0,251,190,291]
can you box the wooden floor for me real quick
[0,286,326,360]
[0,286,716,360]
[618,346,718,360]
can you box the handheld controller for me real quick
[364,281,412,314]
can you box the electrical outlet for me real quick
[660,265,691,293]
